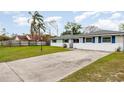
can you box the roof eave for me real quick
[51,33,124,40]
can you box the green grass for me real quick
[0,46,69,62]
[60,52,124,82]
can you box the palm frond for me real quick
[28,11,46,39]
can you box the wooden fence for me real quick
[0,40,47,46]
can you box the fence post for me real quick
[35,41,37,46]
[0,41,2,46]
[8,40,12,47]
[1,41,2,46]
[10,40,12,47]
[19,41,21,46]
[28,41,30,46]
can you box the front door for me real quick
[69,39,73,48]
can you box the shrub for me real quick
[116,47,121,52]
[63,44,67,48]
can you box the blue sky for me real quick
[0,11,124,36]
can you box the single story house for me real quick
[50,30,124,51]
[15,35,42,41]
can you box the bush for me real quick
[63,44,67,48]
[116,47,121,52]
[0,35,10,41]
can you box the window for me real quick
[52,40,56,43]
[86,37,92,43]
[73,39,79,43]
[102,37,111,43]
[98,36,101,43]
[63,39,69,43]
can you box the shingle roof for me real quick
[52,35,79,40]
[51,30,124,40]
[16,35,42,41]
[17,35,28,41]
[86,30,123,35]
[27,35,42,41]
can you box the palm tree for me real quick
[28,11,46,51]
[0,28,7,36]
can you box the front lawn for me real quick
[0,46,69,62]
[60,52,124,82]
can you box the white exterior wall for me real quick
[51,42,70,47]
[73,36,124,51]
[56,40,63,43]
[95,37,98,43]
[116,36,123,43]
[73,43,123,51]
[50,35,124,51]
[50,40,70,47]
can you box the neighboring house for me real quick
[51,30,124,51]
[15,35,42,41]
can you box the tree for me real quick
[0,35,10,41]
[48,20,58,36]
[82,26,100,33]
[61,22,82,35]
[45,19,59,36]
[61,31,72,35]
[0,28,8,36]
[0,27,10,41]
[28,11,45,39]
[28,11,46,51]
[119,23,124,31]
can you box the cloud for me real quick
[74,11,124,31]
[44,16,62,22]
[74,11,121,23]
[72,11,81,14]
[92,19,124,31]
[3,11,21,15]
[92,12,124,30]
[13,16,29,26]
[7,12,28,26]
[74,12,97,22]
[110,12,121,19]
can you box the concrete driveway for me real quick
[0,49,111,82]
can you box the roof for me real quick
[27,35,42,41]
[52,35,79,40]
[16,35,28,41]
[51,30,124,40]
[84,30,124,35]
[16,35,42,41]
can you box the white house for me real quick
[50,30,124,51]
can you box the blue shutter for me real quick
[112,36,115,43]
[93,37,95,43]
[83,37,85,43]
[98,36,101,43]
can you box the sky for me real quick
[0,11,124,36]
